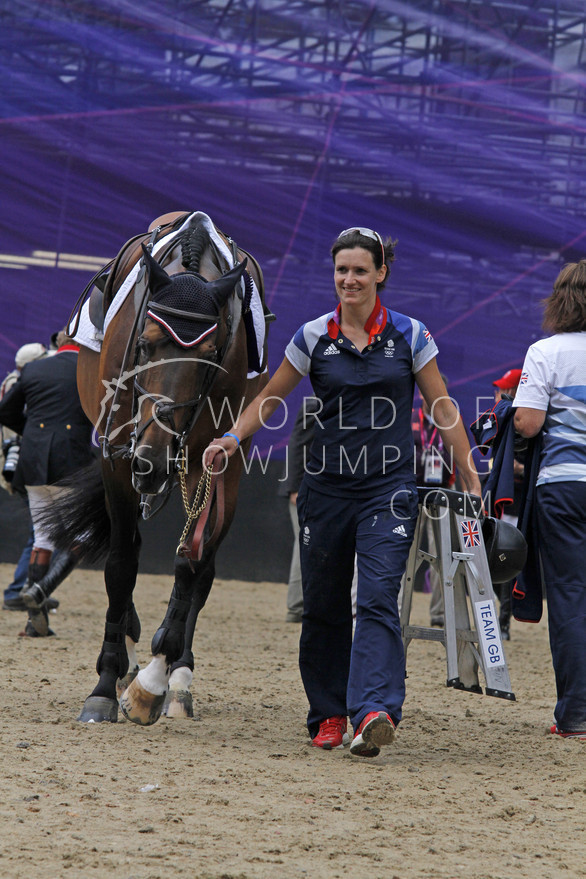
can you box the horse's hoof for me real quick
[77,696,118,723]
[162,688,194,719]
[116,665,139,701]
[119,678,166,726]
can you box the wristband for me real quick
[222,432,240,447]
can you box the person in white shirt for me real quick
[514,259,586,740]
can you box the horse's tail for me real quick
[38,459,111,562]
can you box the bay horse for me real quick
[68,210,271,724]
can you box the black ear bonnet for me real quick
[142,244,247,347]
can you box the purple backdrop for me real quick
[2,1,585,451]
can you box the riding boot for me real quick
[27,548,51,589]
[20,548,55,638]
[22,550,80,636]
[22,600,52,637]
[22,550,79,607]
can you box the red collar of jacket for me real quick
[327,295,387,344]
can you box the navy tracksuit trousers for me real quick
[537,481,586,732]
[296,480,419,739]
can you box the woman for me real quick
[513,260,586,740]
[204,227,481,756]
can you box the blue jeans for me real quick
[3,529,33,601]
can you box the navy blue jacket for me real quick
[0,349,94,492]
[470,398,543,622]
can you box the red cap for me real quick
[493,368,522,390]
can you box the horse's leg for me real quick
[162,602,199,719]
[116,601,141,700]
[120,549,216,725]
[163,554,217,718]
[158,455,250,721]
[78,465,141,723]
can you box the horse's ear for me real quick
[207,258,248,308]
[141,243,172,299]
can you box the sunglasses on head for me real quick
[338,227,385,262]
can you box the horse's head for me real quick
[130,245,246,496]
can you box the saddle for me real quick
[88,269,110,334]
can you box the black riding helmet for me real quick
[481,516,528,584]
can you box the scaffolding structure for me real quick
[2,1,585,312]
[3,2,585,204]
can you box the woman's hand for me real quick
[201,358,304,471]
[202,433,240,469]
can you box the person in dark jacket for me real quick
[0,331,94,637]
[1,342,49,609]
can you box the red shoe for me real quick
[550,724,586,740]
[312,716,349,750]
[350,711,395,757]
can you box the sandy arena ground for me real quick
[0,562,583,879]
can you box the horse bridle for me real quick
[100,224,241,470]
[130,300,233,463]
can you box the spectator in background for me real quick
[411,371,456,627]
[1,342,49,610]
[514,260,586,739]
[491,367,524,639]
[493,369,522,403]
[48,331,60,354]
[0,342,48,491]
[279,397,320,623]
[0,330,94,637]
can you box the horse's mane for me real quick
[179,226,210,274]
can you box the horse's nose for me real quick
[131,445,171,495]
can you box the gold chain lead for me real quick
[175,452,214,554]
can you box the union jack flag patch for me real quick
[520,372,529,385]
[460,519,481,548]
[423,327,433,342]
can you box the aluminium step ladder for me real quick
[400,487,515,700]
